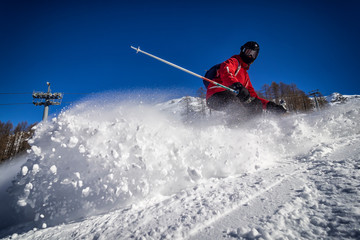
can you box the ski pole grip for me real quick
[131,46,141,53]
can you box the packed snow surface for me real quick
[0,94,359,239]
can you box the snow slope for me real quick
[0,94,359,239]
[327,92,360,105]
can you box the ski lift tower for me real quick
[308,89,320,111]
[33,82,63,121]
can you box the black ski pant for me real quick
[206,91,263,121]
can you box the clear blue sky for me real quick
[1,0,359,126]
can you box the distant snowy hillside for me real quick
[327,92,360,105]
[0,92,359,239]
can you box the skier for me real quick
[206,41,286,120]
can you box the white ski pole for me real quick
[130,46,238,94]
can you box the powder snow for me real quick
[0,93,359,239]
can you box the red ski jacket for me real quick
[206,55,269,108]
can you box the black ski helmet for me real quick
[240,41,260,64]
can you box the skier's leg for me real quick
[206,91,239,111]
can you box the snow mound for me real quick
[1,93,360,239]
[5,97,280,229]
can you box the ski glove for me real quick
[266,101,287,114]
[230,82,250,102]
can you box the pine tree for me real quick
[196,87,207,117]
[0,121,36,163]
[260,84,271,100]
[270,82,280,103]
[182,96,195,123]
[259,82,318,112]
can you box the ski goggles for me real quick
[243,48,259,59]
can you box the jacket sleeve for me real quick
[219,57,269,109]
[218,58,240,87]
[245,80,269,109]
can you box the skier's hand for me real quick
[266,101,287,114]
[230,82,250,102]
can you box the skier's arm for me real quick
[246,79,269,108]
[218,58,240,86]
